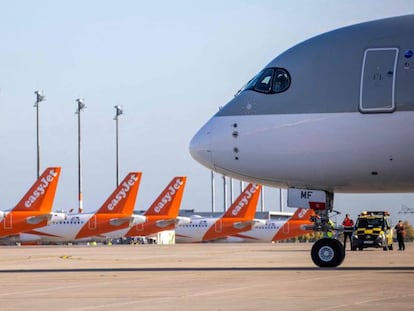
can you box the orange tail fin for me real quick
[96,172,142,214]
[222,183,261,219]
[271,208,315,242]
[290,208,315,221]
[144,177,187,217]
[13,167,61,212]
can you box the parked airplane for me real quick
[175,183,262,243]
[225,208,314,242]
[19,172,145,243]
[105,176,189,240]
[0,167,64,238]
[189,15,414,266]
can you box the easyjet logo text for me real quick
[232,184,258,216]
[25,169,58,208]
[107,174,138,211]
[298,208,306,218]
[154,178,184,213]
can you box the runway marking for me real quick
[1,266,414,273]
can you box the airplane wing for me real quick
[154,216,191,228]
[233,219,266,229]
[27,212,66,225]
[233,221,256,229]
[26,215,50,225]
[109,215,146,226]
[251,218,266,227]
[155,219,176,228]
[175,216,191,226]
[48,212,66,223]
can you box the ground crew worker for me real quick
[342,214,354,250]
[395,220,406,251]
[327,219,335,238]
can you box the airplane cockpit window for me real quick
[234,70,263,96]
[253,68,274,92]
[273,69,290,93]
[235,67,291,96]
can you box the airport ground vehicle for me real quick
[351,211,393,251]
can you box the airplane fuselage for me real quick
[175,217,254,243]
[20,212,141,242]
[190,15,414,193]
[0,212,49,237]
[226,220,285,243]
[105,216,177,239]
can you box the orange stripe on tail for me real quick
[272,208,315,241]
[13,167,61,212]
[222,184,261,219]
[125,177,187,237]
[75,172,142,239]
[202,184,261,241]
[96,172,142,214]
[144,177,187,217]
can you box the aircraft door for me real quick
[215,220,222,233]
[282,222,289,234]
[360,48,398,113]
[88,215,97,230]
[135,223,144,232]
[4,214,12,229]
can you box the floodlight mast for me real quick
[34,90,45,179]
[76,98,86,213]
[211,170,215,213]
[114,105,123,187]
[223,175,227,211]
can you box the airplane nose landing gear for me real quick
[287,188,345,268]
[311,238,345,267]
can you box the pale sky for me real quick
[1,0,414,226]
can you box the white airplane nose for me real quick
[189,122,214,170]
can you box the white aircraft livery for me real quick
[19,172,145,243]
[189,15,414,267]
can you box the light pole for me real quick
[114,105,123,187]
[34,90,45,179]
[223,175,227,211]
[229,178,234,203]
[76,98,86,213]
[260,186,265,212]
[279,188,283,212]
[211,171,215,212]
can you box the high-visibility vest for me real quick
[343,218,354,232]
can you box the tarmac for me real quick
[0,242,413,311]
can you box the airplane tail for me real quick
[96,172,142,214]
[272,208,315,242]
[144,177,187,217]
[13,167,61,212]
[222,183,261,219]
[289,208,315,221]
